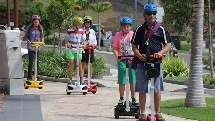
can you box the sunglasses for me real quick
[146,13,156,16]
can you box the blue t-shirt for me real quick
[25,27,42,52]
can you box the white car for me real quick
[21,48,28,56]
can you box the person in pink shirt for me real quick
[112,17,138,106]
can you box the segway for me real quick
[83,44,98,94]
[66,43,88,95]
[144,54,163,121]
[114,55,140,119]
[24,42,44,89]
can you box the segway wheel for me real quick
[67,92,71,95]
[114,115,119,119]
[135,109,140,119]
[135,114,139,119]
[92,91,96,94]
[83,92,87,95]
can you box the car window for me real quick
[91,25,98,32]
[0,25,6,30]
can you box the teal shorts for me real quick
[117,61,136,84]
[66,52,82,60]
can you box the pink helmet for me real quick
[32,15,41,20]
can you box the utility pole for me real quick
[134,0,138,28]
[7,0,10,30]
[208,0,214,78]
[14,0,19,29]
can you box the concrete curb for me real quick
[29,75,215,89]
[35,75,107,87]
[164,79,215,89]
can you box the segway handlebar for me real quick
[70,44,85,48]
[118,55,134,61]
[31,42,45,51]
[147,54,163,61]
[85,44,97,54]
[31,42,45,47]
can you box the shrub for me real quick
[203,74,215,85]
[23,49,106,78]
[163,57,189,78]
[92,55,106,75]
[202,58,215,67]
[44,37,66,46]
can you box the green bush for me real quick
[45,37,60,45]
[203,74,215,85]
[44,37,66,45]
[163,57,189,78]
[92,55,106,75]
[203,58,215,67]
[23,49,106,78]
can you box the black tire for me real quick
[135,109,140,119]
[24,86,29,89]
[135,114,139,119]
[92,91,96,94]
[38,87,43,89]
[83,92,87,95]
[67,92,71,95]
[114,115,119,119]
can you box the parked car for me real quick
[21,48,28,57]
[0,25,6,30]
[91,24,105,46]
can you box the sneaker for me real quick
[139,113,147,121]
[27,77,32,80]
[132,98,139,105]
[156,113,165,121]
[118,99,124,105]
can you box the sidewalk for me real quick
[1,69,214,121]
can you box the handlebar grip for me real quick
[85,45,97,49]
[118,55,134,59]
[148,55,163,60]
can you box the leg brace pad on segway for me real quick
[144,62,160,78]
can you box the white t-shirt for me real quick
[83,27,97,45]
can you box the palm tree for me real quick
[89,1,112,49]
[184,0,206,107]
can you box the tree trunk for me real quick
[185,0,206,107]
[98,11,101,49]
[208,0,214,78]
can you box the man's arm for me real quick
[131,26,146,61]
[154,26,172,58]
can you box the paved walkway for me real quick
[23,82,197,121]
[1,69,214,121]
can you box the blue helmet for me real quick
[143,3,157,13]
[120,17,132,25]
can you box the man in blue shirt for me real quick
[132,3,172,121]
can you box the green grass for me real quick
[165,76,188,82]
[179,43,215,56]
[161,97,215,121]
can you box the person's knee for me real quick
[139,93,146,96]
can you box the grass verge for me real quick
[161,97,215,121]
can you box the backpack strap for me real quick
[147,22,161,38]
